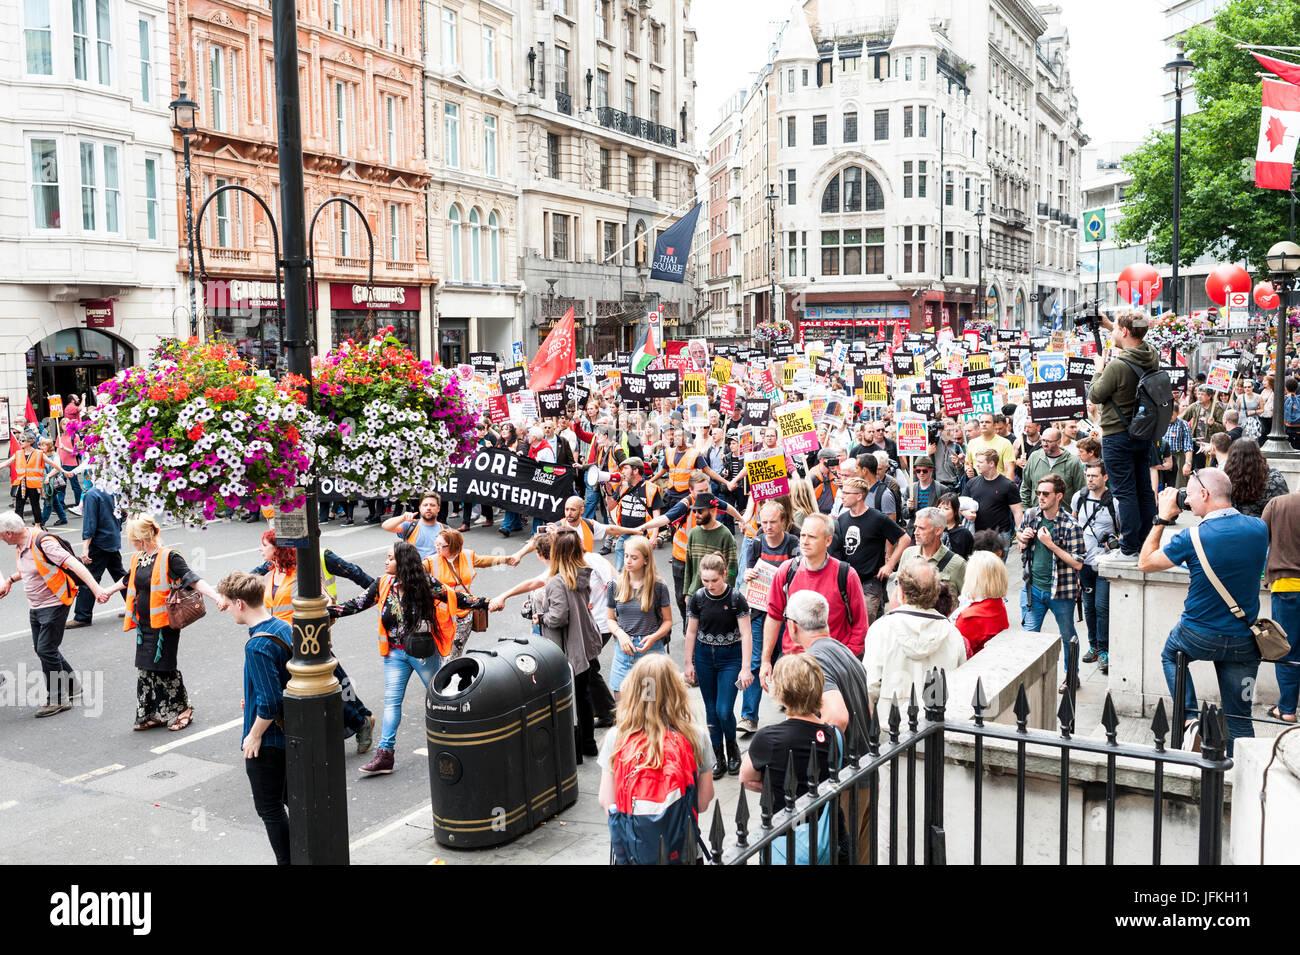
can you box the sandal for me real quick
[168,708,195,732]
[1267,705,1298,723]
[132,719,163,731]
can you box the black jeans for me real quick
[246,746,291,864]
[30,603,74,702]
[671,560,687,636]
[14,486,42,524]
[574,668,596,755]
[73,542,127,623]
[587,644,615,719]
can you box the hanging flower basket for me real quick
[311,328,480,499]
[752,318,794,345]
[79,339,321,526]
[1144,312,1214,356]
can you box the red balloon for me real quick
[1254,281,1279,309]
[1117,264,1162,306]
[1204,264,1251,306]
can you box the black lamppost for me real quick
[585,69,593,111]
[766,185,778,329]
[170,80,199,339]
[975,196,985,325]
[527,47,536,93]
[1263,240,1300,456]
[1165,46,1193,316]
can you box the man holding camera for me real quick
[1016,473,1086,691]
[1072,461,1120,674]
[1088,307,1162,555]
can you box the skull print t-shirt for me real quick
[831,508,906,583]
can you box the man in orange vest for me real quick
[516,495,644,556]
[0,432,51,527]
[604,457,662,572]
[651,427,728,512]
[809,448,842,514]
[0,510,112,717]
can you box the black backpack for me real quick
[1108,358,1174,442]
[781,556,854,630]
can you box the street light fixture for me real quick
[766,185,779,333]
[170,79,200,339]
[975,197,986,325]
[1165,46,1194,317]
[1263,240,1300,456]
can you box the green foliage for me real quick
[1114,0,1300,272]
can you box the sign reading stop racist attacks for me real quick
[1027,381,1088,422]
[940,378,974,416]
[745,447,789,502]
[436,449,575,520]
[775,401,818,455]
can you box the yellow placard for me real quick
[1005,374,1027,390]
[775,403,815,440]
[861,374,888,404]
[781,362,798,389]
[966,353,990,372]
[712,356,732,384]
[913,354,927,378]
[745,447,788,486]
[682,372,706,397]
[47,396,64,419]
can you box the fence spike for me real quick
[682,821,698,865]
[735,784,751,848]
[806,738,821,798]
[1057,688,1074,739]
[1013,683,1031,733]
[827,726,842,783]
[709,800,725,860]
[1101,693,1119,745]
[972,676,988,727]
[1151,698,1169,753]
[867,703,881,756]
[760,768,775,829]
[908,684,920,732]
[844,713,860,764]
[657,835,668,866]
[783,749,798,813]
[888,694,902,743]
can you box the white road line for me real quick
[349,803,432,851]
[0,800,18,810]
[0,628,29,643]
[207,546,263,561]
[61,763,125,785]
[413,748,428,756]
[149,717,243,754]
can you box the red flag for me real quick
[1255,79,1300,189]
[25,395,37,426]
[527,307,575,392]
[1252,51,1300,87]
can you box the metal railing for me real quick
[555,89,573,116]
[677,668,1232,866]
[595,106,677,147]
[1171,649,1300,749]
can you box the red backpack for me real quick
[607,729,700,865]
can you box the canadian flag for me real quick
[1255,79,1300,190]
[527,306,576,392]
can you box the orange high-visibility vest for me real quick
[561,518,595,553]
[671,491,706,562]
[14,448,45,489]
[667,448,698,492]
[812,471,838,513]
[266,567,295,623]
[28,530,77,607]
[123,547,173,630]
[377,573,457,658]
[429,550,474,619]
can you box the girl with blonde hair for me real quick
[955,551,1010,658]
[606,535,672,698]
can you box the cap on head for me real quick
[621,456,644,470]
[691,497,721,511]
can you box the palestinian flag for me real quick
[629,322,659,373]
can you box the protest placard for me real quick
[470,352,499,375]
[1067,357,1094,380]
[712,356,733,384]
[645,368,680,398]
[745,447,790,502]
[909,392,937,419]
[1205,362,1233,394]
[682,372,707,397]
[896,418,929,456]
[720,383,737,416]
[487,394,509,424]
[619,372,649,404]
[499,366,527,394]
[745,560,778,614]
[860,374,888,404]
[940,377,974,416]
[1027,381,1088,421]
[775,401,818,455]
[537,388,567,417]
[744,398,771,426]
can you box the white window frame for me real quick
[469,207,481,281]
[444,101,460,168]
[211,176,239,248]
[448,205,463,281]
[442,8,457,66]
[483,114,497,177]
[389,202,401,261]
[210,46,225,131]
[137,16,153,102]
[334,80,348,156]
[144,153,160,240]
[28,136,61,230]
[78,140,123,234]
[385,94,397,165]
[488,210,500,282]
[24,0,54,76]
[337,199,351,257]
[482,24,496,81]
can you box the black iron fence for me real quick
[1171,649,1300,749]
[595,106,677,147]
[678,669,1232,866]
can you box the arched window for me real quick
[488,210,500,283]
[634,219,647,267]
[821,165,884,213]
[448,205,462,282]
[469,207,482,282]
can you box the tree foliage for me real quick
[1115,0,1300,272]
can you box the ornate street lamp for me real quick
[975,197,986,325]
[1165,46,1194,316]
[766,185,779,330]
[1263,240,1300,456]
[170,80,200,339]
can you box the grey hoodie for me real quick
[1087,340,1161,437]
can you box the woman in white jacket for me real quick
[864,562,967,707]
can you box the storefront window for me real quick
[332,311,416,349]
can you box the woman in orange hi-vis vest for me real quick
[329,541,459,776]
[429,528,521,658]
[0,432,56,527]
[257,529,297,623]
[102,514,221,731]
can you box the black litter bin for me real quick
[426,636,578,848]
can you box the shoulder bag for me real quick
[1188,526,1290,661]
[446,558,488,633]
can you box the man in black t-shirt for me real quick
[963,448,1023,562]
[831,477,910,623]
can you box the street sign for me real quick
[1083,208,1106,243]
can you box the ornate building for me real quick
[174,0,433,365]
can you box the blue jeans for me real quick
[41,490,66,524]
[1020,584,1077,663]
[1080,565,1110,653]
[741,612,782,723]
[695,641,743,747]
[583,483,602,520]
[613,535,626,572]
[1101,429,1157,554]
[380,646,442,751]
[500,511,524,533]
[1270,592,1300,717]
[1160,620,1259,755]
[529,517,546,537]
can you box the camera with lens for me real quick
[1175,488,1192,511]
[1100,533,1121,552]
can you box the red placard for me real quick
[329,283,422,311]
[83,299,114,328]
[940,378,973,416]
[487,394,509,424]
[719,384,737,416]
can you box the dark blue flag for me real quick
[648,203,702,283]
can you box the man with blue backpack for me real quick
[1088,308,1173,556]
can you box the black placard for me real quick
[815,356,832,378]
[470,351,499,374]
[565,381,591,406]
[619,372,649,403]
[499,367,526,394]
[892,353,916,377]
[773,341,796,358]
[716,345,734,357]
[537,388,567,417]
[1027,381,1088,422]
[743,398,771,426]
[965,368,995,393]
[646,369,680,398]
[909,392,937,419]
[435,449,574,521]
[616,351,632,368]
[1030,336,1050,351]
[1164,365,1188,392]
[996,329,1020,343]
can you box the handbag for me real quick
[404,625,438,659]
[1188,526,1291,661]
[471,605,489,633]
[166,581,207,630]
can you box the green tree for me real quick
[1115,0,1300,273]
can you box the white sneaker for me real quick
[737,718,758,736]
[67,505,82,516]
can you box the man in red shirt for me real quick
[760,512,869,688]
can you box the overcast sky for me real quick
[693,0,1200,151]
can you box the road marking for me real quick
[149,717,243,754]
[349,803,432,851]
[0,628,29,643]
[0,800,18,810]
[413,748,428,756]
[208,546,263,561]
[61,763,125,785]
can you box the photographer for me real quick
[931,419,965,491]
[1015,473,1086,692]
[1087,307,1161,555]
[1071,461,1120,674]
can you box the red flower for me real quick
[284,426,301,444]
[148,387,167,401]
[187,424,204,441]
